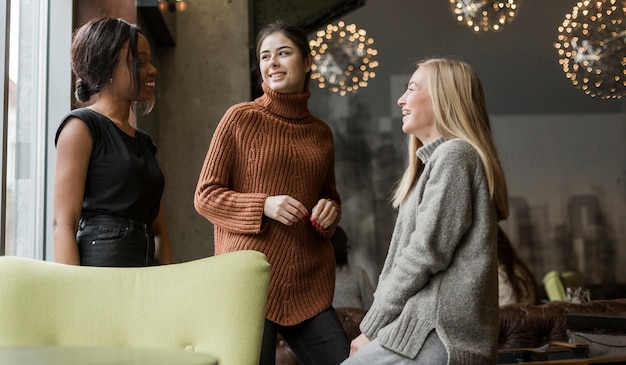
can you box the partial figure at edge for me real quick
[331,226,375,310]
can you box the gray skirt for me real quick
[341,330,448,365]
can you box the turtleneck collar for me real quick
[417,136,446,164]
[255,82,311,120]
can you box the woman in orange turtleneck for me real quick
[194,20,349,365]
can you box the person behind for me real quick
[194,20,349,365]
[497,225,541,306]
[343,58,509,365]
[53,17,172,267]
[331,226,375,309]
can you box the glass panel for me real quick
[5,0,47,258]
[0,1,8,255]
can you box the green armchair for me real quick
[0,250,270,365]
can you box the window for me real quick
[1,0,72,259]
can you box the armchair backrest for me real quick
[543,270,567,301]
[543,270,585,302]
[0,250,270,365]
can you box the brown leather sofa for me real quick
[498,298,626,349]
[276,300,626,364]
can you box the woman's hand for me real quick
[310,198,339,231]
[350,333,371,356]
[264,195,308,225]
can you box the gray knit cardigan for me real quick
[360,137,499,364]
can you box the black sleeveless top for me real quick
[55,108,165,224]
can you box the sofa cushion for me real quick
[568,330,626,357]
[499,299,626,349]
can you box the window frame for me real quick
[0,1,9,256]
[0,0,72,260]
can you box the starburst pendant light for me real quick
[309,21,378,96]
[449,0,523,33]
[554,0,626,99]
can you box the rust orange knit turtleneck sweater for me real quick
[194,83,341,326]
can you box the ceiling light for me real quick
[309,21,378,96]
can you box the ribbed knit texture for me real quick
[359,137,499,364]
[194,83,340,326]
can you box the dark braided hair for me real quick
[71,17,140,103]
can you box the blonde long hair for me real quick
[391,58,508,220]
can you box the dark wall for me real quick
[75,0,136,27]
[321,0,623,118]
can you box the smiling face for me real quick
[258,32,311,94]
[397,67,440,143]
[135,34,157,101]
[111,33,157,102]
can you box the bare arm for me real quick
[52,118,92,265]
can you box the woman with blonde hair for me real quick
[343,58,508,365]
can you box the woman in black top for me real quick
[52,17,172,267]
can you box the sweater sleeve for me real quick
[360,141,479,338]
[194,106,268,234]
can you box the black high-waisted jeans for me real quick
[76,214,155,267]
[259,307,350,365]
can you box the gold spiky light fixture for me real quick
[554,0,626,99]
[449,0,523,33]
[309,21,378,96]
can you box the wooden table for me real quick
[498,341,626,364]
[508,356,626,364]
[0,346,218,365]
